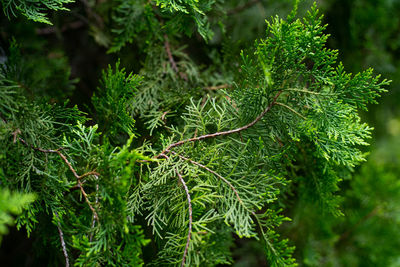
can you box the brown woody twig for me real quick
[160,154,192,267]
[90,175,100,242]
[275,102,307,120]
[164,34,179,73]
[163,34,188,81]
[175,168,192,267]
[157,90,282,157]
[54,211,70,267]
[17,136,100,222]
[169,151,243,204]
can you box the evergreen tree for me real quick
[0,0,394,266]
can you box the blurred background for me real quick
[1,0,399,265]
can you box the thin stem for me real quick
[54,211,70,267]
[175,168,192,267]
[275,102,307,120]
[17,136,99,223]
[158,90,282,157]
[284,87,333,96]
[251,211,278,257]
[54,151,99,221]
[90,175,100,242]
[79,171,101,179]
[169,151,243,204]
[163,34,188,80]
[164,34,179,73]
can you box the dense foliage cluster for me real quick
[0,0,398,266]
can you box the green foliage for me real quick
[0,0,395,266]
[284,130,400,267]
[155,0,215,40]
[0,189,35,243]
[1,0,74,24]
[0,41,149,264]
[92,61,141,141]
[109,0,218,53]
[109,0,159,53]
[2,39,76,103]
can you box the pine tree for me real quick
[0,1,392,266]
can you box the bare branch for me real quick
[54,211,70,267]
[175,168,192,267]
[157,90,282,157]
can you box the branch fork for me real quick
[16,136,100,222]
[155,90,283,265]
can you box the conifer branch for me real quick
[159,153,193,266]
[169,150,243,204]
[2,115,100,223]
[53,150,99,222]
[2,3,389,264]
[90,175,100,242]
[158,90,282,157]
[55,211,70,267]
[275,102,307,120]
[16,136,100,222]
[175,168,192,267]
[251,211,278,256]
[283,88,331,95]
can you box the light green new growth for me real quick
[1,0,74,24]
[0,189,35,243]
